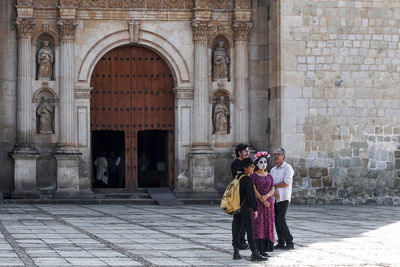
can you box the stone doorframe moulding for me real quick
[77,29,191,89]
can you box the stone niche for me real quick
[36,34,55,81]
[33,82,58,135]
[211,36,230,81]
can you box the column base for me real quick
[55,150,81,194]
[188,147,218,197]
[11,147,39,198]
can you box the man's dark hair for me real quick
[240,157,254,170]
[235,143,249,158]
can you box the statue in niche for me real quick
[37,40,54,80]
[212,40,229,80]
[37,96,54,134]
[213,96,230,134]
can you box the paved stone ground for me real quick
[0,204,399,266]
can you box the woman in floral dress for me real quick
[251,151,275,256]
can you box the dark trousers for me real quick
[240,227,246,244]
[232,208,256,252]
[274,200,293,245]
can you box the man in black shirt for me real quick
[231,144,249,249]
[231,158,268,262]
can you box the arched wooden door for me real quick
[90,45,175,192]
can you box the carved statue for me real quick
[37,96,54,134]
[213,96,230,134]
[212,40,229,80]
[37,40,54,80]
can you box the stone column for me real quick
[192,20,212,147]
[189,20,218,198]
[233,21,252,144]
[55,19,81,196]
[11,18,40,198]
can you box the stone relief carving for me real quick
[17,0,34,5]
[124,0,146,8]
[15,18,35,39]
[37,40,54,80]
[59,0,79,7]
[35,0,56,7]
[232,21,253,41]
[192,20,213,41]
[213,0,231,9]
[212,40,229,80]
[128,21,140,43]
[195,0,211,8]
[80,0,107,7]
[212,95,230,134]
[37,96,55,134]
[234,0,250,9]
[58,19,78,40]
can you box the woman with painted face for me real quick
[251,151,276,256]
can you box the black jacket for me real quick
[237,173,257,212]
[231,159,241,177]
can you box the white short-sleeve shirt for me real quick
[271,161,294,203]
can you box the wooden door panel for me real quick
[90,45,174,191]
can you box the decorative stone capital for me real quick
[192,20,213,41]
[174,87,194,99]
[232,21,253,41]
[15,18,35,39]
[59,0,80,7]
[58,19,78,40]
[128,20,140,43]
[74,89,91,99]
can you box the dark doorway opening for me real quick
[138,130,168,188]
[92,130,125,188]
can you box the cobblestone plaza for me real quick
[0,204,399,266]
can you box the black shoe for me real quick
[261,252,269,257]
[283,243,294,250]
[233,248,241,260]
[233,251,241,260]
[251,252,268,262]
[238,242,249,250]
[274,243,285,249]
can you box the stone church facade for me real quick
[0,0,399,204]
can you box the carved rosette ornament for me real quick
[58,19,78,40]
[192,20,213,41]
[195,0,211,8]
[232,21,253,41]
[16,18,35,39]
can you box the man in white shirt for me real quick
[270,147,294,250]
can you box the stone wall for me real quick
[279,0,400,204]
[0,0,17,194]
[249,0,269,150]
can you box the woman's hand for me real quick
[263,201,270,208]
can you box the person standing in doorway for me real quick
[271,147,295,250]
[231,143,250,249]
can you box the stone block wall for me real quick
[279,0,400,204]
[249,0,269,150]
